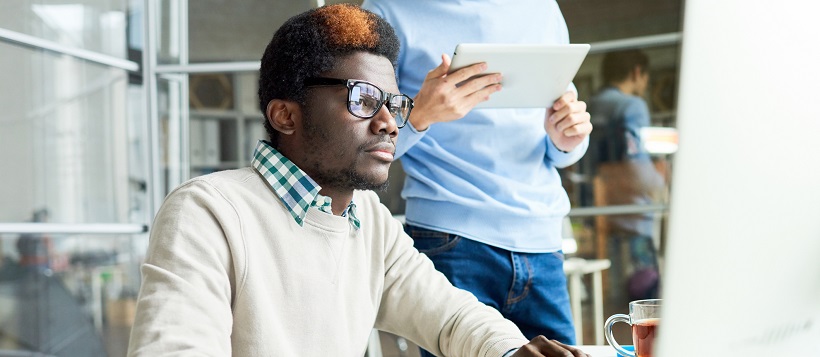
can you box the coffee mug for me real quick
[604,299,661,357]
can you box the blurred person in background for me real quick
[586,49,666,302]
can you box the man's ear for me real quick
[265,99,302,135]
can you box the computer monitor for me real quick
[655,1,820,356]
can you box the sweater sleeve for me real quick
[128,180,240,356]
[370,201,528,356]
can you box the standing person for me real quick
[362,0,593,349]
[586,49,665,302]
[127,4,590,357]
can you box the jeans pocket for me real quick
[406,226,462,257]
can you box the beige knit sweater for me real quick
[127,168,528,356]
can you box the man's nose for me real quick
[370,104,398,137]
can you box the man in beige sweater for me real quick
[127,4,589,357]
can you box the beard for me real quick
[313,166,390,192]
[300,109,391,192]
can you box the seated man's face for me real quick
[298,51,400,192]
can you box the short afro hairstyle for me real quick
[601,49,649,85]
[257,4,400,147]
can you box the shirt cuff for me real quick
[550,139,569,153]
[502,348,519,357]
[546,135,589,169]
[407,117,429,133]
[395,121,428,158]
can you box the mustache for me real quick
[360,134,396,154]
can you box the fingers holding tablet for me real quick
[410,55,502,130]
[545,91,592,152]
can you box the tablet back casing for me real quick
[449,43,590,108]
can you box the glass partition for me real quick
[0,42,135,225]
[0,233,144,357]
[0,0,129,59]
[1,0,146,355]
[559,0,682,344]
[559,0,683,43]
[156,74,187,195]
[157,0,315,64]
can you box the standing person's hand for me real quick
[511,336,591,357]
[544,91,592,152]
[409,54,503,131]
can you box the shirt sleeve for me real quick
[622,97,651,157]
[127,180,239,356]
[395,121,428,159]
[372,209,528,356]
[546,134,589,169]
[550,0,571,45]
[544,80,587,168]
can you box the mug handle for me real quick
[604,314,634,357]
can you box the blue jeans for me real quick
[405,225,575,357]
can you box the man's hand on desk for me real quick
[512,336,591,357]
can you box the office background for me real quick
[0,0,681,355]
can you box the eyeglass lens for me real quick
[348,82,411,125]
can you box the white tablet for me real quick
[448,43,590,108]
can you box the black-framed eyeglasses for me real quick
[304,77,414,128]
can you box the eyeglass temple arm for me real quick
[304,77,348,86]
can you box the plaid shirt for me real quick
[251,140,360,229]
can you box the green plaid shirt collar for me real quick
[252,140,360,229]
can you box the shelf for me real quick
[188,73,266,178]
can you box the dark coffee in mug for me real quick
[632,318,660,357]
